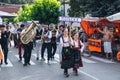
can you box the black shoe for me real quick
[23,63,27,66]
[19,58,22,62]
[47,60,50,64]
[51,56,54,60]
[36,57,39,60]
[41,58,45,61]
[5,62,8,65]
[28,63,31,65]
[64,72,69,77]
[73,69,78,76]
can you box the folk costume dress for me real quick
[71,39,84,69]
[60,36,73,69]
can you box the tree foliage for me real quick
[68,0,120,17]
[14,4,32,22]
[68,0,89,17]
[14,0,60,24]
[31,0,60,24]
[85,0,120,17]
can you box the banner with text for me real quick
[59,16,82,22]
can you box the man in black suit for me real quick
[21,23,33,66]
[0,24,9,65]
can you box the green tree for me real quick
[68,0,120,17]
[84,0,120,17]
[68,0,89,17]
[14,4,32,22]
[31,0,61,24]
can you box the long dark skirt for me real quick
[61,47,74,69]
[72,49,83,69]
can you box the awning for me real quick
[106,12,120,23]
[0,11,16,18]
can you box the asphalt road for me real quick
[0,46,120,80]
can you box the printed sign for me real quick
[88,39,102,52]
[59,16,82,22]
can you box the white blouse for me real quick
[71,39,85,53]
[60,36,72,47]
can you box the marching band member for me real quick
[56,25,64,62]
[41,25,52,64]
[60,28,73,77]
[71,30,84,76]
[49,23,57,59]
[21,23,33,66]
[0,24,9,65]
[17,24,25,62]
[35,24,43,60]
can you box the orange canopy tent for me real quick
[80,17,113,36]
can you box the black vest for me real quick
[35,29,43,40]
[0,31,9,47]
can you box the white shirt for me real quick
[60,36,72,47]
[71,39,85,52]
[48,31,52,39]
[21,28,26,34]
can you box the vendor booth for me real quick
[80,12,120,61]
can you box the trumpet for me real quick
[21,21,37,44]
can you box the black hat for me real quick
[20,24,25,28]
[0,24,5,29]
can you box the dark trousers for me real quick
[23,42,33,64]
[41,43,52,61]
[14,34,17,47]
[64,68,68,73]
[18,43,22,59]
[51,43,57,58]
[1,44,8,63]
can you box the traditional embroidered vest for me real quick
[72,40,81,50]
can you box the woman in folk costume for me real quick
[60,28,73,77]
[71,30,84,76]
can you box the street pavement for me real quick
[0,46,120,80]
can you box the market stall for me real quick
[80,16,120,61]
